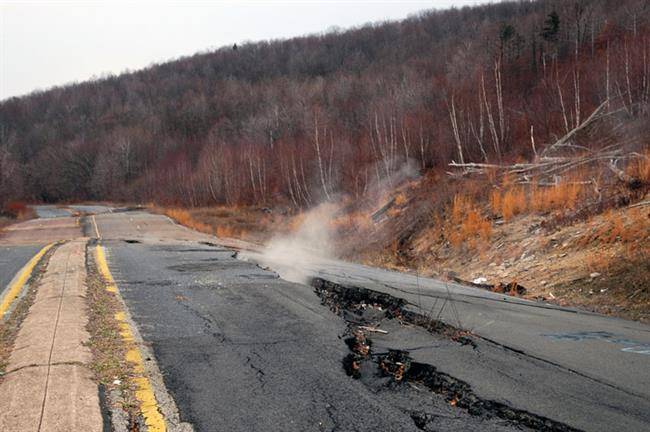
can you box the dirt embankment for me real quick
[343,162,650,323]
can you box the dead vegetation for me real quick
[334,136,650,322]
[85,244,141,429]
[0,201,35,232]
[152,205,295,244]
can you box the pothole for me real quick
[312,277,582,432]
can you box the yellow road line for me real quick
[91,215,101,239]
[95,245,166,432]
[0,243,55,318]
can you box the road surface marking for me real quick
[0,243,55,319]
[95,245,166,432]
[544,331,650,355]
[91,215,101,239]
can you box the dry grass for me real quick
[163,208,214,234]
[490,180,584,221]
[501,187,527,221]
[151,205,291,243]
[447,195,492,249]
[366,170,649,322]
[0,201,36,229]
[159,207,247,239]
[577,206,649,246]
[532,182,581,212]
[394,192,407,206]
[0,216,13,232]
[330,211,372,234]
[86,254,139,417]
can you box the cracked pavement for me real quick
[2,208,648,431]
[92,211,650,431]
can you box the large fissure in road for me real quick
[312,277,582,432]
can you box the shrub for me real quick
[500,187,526,221]
[447,194,492,248]
[164,208,212,234]
[3,201,28,219]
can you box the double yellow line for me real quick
[95,245,166,432]
[0,243,55,319]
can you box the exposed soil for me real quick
[350,190,650,323]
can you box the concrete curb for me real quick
[0,240,103,432]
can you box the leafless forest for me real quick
[0,0,648,209]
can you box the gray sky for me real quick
[1,1,490,100]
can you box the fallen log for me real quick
[608,160,643,189]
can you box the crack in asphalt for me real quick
[473,333,648,401]
[245,352,266,388]
[176,299,228,344]
[2,360,86,376]
[315,275,648,402]
[313,277,585,432]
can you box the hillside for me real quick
[1,0,647,206]
[1,0,649,320]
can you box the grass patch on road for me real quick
[85,243,141,429]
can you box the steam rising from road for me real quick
[242,202,338,284]
[241,160,420,285]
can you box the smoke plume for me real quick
[241,202,338,285]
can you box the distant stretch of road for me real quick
[1,206,648,431]
[31,205,72,218]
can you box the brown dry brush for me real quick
[449,99,650,221]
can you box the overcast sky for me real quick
[1,1,490,100]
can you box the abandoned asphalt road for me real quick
[104,241,524,431]
[250,251,650,396]
[92,210,650,432]
[31,204,73,218]
[0,245,43,300]
[1,207,649,431]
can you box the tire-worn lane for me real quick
[0,245,43,298]
[105,241,518,432]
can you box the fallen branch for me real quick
[359,326,389,334]
[608,159,643,189]
[541,100,609,157]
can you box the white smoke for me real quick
[241,202,338,285]
[240,160,420,284]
